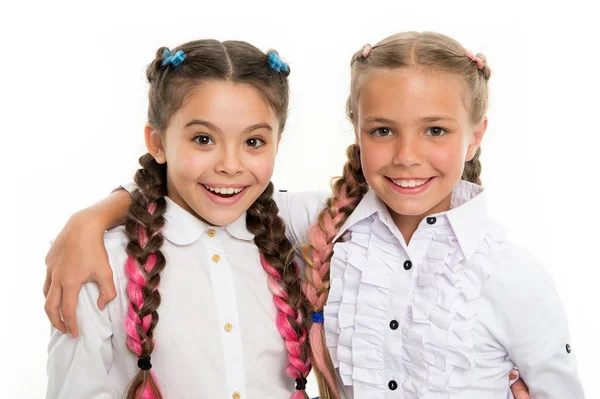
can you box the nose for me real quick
[216,146,244,176]
[392,133,422,167]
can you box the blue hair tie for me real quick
[312,311,324,324]
[161,49,186,67]
[267,51,290,74]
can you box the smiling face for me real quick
[356,67,487,225]
[146,80,281,226]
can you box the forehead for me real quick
[357,68,470,123]
[171,80,279,129]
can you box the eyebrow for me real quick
[185,119,220,131]
[419,116,456,123]
[364,117,396,124]
[243,123,273,134]
[184,119,273,134]
[364,116,457,124]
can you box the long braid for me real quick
[462,147,483,185]
[246,182,311,399]
[124,153,168,399]
[302,144,369,399]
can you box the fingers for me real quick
[511,379,530,399]
[44,281,67,335]
[43,269,52,298]
[96,270,117,311]
[61,283,81,338]
[44,239,56,298]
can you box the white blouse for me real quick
[46,193,324,399]
[46,182,584,399]
[322,180,584,398]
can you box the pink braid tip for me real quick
[308,323,339,399]
[291,391,307,399]
[137,370,161,399]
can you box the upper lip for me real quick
[201,183,250,188]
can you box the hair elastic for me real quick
[137,356,152,371]
[267,51,290,74]
[161,49,187,67]
[295,377,308,390]
[312,311,324,323]
[465,51,483,70]
[362,44,372,58]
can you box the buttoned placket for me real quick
[204,228,246,399]
[379,211,448,396]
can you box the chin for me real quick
[387,202,432,218]
[196,204,248,226]
[205,214,242,226]
[177,195,245,226]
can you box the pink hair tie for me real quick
[465,51,483,70]
[362,44,372,58]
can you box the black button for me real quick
[388,380,398,390]
[426,217,437,225]
[403,260,412,270]
[566,344,571,353]
[389,320,399,330]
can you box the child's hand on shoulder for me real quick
[44,209,116,338]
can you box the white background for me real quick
[1,0,599,397]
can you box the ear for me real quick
[465,117,487,161]
[144,123,166,164]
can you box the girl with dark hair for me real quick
[46,39,311,399]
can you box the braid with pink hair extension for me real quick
[302,144,369,399]
[123,153,168,399]
[246,182,311,398]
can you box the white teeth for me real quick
[203,185,244,194]
[392,179,429,188]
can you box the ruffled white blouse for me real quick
[323,181,583,398]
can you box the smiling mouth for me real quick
[202,184,247,198]
[389,177,434,188]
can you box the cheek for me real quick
[430,139,468,174]
[167,145,210,181]
[244,151,276,182]
[359,139,388,175]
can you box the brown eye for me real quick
[245,137,265,148]
[194,135,214,146]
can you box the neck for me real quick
[390,193,452,245]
